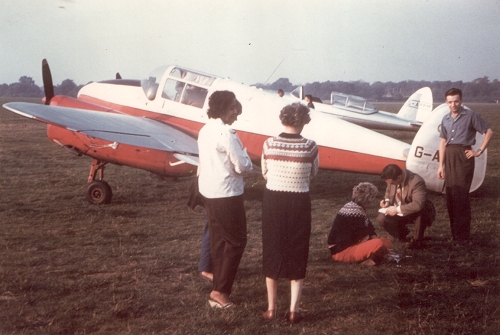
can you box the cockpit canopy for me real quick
[330,92,378,115]
[141,66,216,108]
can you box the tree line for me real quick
[2,75,500,103]
[0,76,82,98]
[258,76,500,103]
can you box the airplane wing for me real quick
[3,102,199,157]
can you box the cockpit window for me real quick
[170,67,215,86]
[162,79,208,109]
[181,84,208,108]
[141,76,160,101]
[330,92,377,114]
[162,79,185,102]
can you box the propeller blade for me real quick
[42,59,55,105]
[116,72,122,80]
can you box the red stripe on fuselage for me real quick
[73,95,406,175]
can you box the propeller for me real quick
[42,59,55,105]
[116,72,122,80]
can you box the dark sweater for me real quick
[327,201,376,255]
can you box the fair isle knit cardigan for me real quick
[261,133,319,193]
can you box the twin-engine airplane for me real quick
[284,86,433,132]
[3,60,488,204]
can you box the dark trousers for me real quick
[377,211,426,241]
[204,195,247,295]
[198,217,213,273]
[444,145,474,241]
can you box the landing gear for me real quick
[86,158,112,205]
[86,180,112,205]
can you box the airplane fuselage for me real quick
[62,66,409,176]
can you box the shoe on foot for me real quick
[208,299,234,309]
[407,239,423,249]
[262,310,275,320]
[287,311,304,324]
[200,271,213,281]
[209,291,233,309]
[361,258,376,266]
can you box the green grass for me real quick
[0,98,499,334]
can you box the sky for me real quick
[1,0,499,87]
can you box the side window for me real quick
[162,79,185,102]
[181,85,208,108]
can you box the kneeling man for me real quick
[377,164,433,249]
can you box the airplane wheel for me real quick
[86,180,112,205]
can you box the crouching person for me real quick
[377,164,435,249]
[328,182,391,266]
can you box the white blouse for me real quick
[198,118,253,198]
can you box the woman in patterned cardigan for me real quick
[261,102,319,324]
[328,182,391,265]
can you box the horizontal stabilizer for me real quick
[3,102,199,156]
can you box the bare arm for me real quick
[468,128,494,159]
[437,138,446,180]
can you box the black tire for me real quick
[86,180,112,205]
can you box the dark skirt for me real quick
[262,189,311,280]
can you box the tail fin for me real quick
[405,103,486,193]
[397,87,433,123]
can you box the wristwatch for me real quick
[477,149,483,155]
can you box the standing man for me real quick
[437,88,493,245]
[377,164,433,249]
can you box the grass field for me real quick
[0,98,499,334]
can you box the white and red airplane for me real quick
[3,60,487,204]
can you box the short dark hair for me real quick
[305,94,312,100]
[380,164,403,180]
[445,88,462,100]
[207,91,236,119]
[279,102,311,127]
[277,89,284,94]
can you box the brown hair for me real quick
[352,182,378,206]
[445,88,462,100]
[279,102,311,127]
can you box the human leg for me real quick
[287,279,305,323]
[198,216,213,279]
[290,279,303,313]
[377,213,409,241]
[405,214,426,249]
[262,277,277,319]
[449,185,472,241]
[444,145,474,242]
[206,195,247,298]
[332,238,391,263]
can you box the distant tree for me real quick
[0,83,8,96]
[371,82,386,101]
[489,89,500,102]
[267,78,296,92]
[5,76,43,97]
[55,79,82,98]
